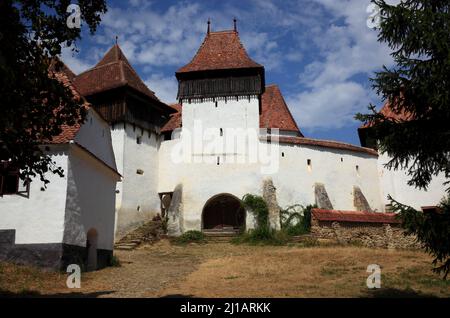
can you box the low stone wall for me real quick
[311,209,421,249]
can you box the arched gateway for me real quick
[202,194,246,231]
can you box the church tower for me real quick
[73,44,175,240]
[175,20,265,164]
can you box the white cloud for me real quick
[60,46,94,74]
[144,74,178,104]
[59,0,398,135]
[287,82,371,130]
[286,0,395,130]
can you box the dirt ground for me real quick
[0,240,449,298]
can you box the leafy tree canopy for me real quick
[357,0,450,279]
[356,0,450,191]
[0,0,106,186]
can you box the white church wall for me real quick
[0,147,68,244]
[274,143,384,212]
[112,123,162,239]
[378,152,447,210]
[182,97,260,142]
[74,109,117,170]
[63,145,118,251]
[158,95,385,233]
[159,138,384,232]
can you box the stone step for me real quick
[114,219,164,251]
[115,242,139,247]
[115,245,137,250]
[203,232,239,237]
[206,236,237,242]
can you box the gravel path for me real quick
[77,241,207,297]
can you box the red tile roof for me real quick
[161,103,182,133]
[73,44,159,101]
[274,136,378,156]
[312,208,401,224]
[260,84,302,135]
[49,66,88,144]
[177,30,263,73]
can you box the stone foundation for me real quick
[0,229,112,271]
[310,209,421,249]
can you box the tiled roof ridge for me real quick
[271,136,378,156]
[312,208,401,224]
[120,60,158,98]
[177,29,263,73]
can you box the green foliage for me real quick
[234,194,286,245]
[174,230,206,244]
[355,0,450,191]
[109,255,121,267]
[231,227,289,246]
[392,195,450,279]
[280,204,315,236]
[0,0,107,186]
[241,194,269,230]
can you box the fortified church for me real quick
[0,21,447,270]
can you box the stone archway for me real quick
[202,194,245,231]
[86,228,98,271]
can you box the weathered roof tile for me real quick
[177,30,262,73]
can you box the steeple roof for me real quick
[260,85,302,135]
[176,30,263,74]
[73,44,159,101]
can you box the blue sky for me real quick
[62,0,396,146]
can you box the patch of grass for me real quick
[174,230,207,244]
[224,276,239,280]
[231,228,290,246]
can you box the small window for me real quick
[356,165,360,176]
[307,159,312,172]
[340,157,343,162]
[136,169,144,175]
[215,101,218,108]
[220,128,223,137]
[282,152,285,157]
[136,136,142,144]
[217,157,220,166]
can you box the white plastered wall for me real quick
[378,152,447,210]
[63,145,118,251]
[111,123,162,238]
[0,147,69,244]
[74,109,117,169]
[158,96,384,232]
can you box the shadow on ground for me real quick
[0,289,116,298]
